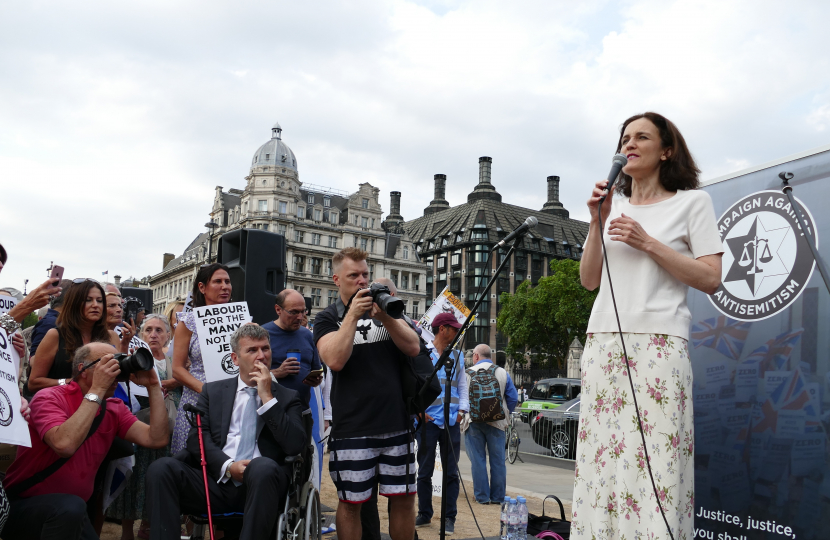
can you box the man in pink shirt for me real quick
[2,341,170,540]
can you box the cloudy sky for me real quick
[1,0,829,293]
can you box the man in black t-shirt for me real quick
[313,247,421,540]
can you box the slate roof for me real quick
[161,232,210,272]
[403,199,589,257]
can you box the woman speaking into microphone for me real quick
[573,113,723,540]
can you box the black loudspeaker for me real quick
[217,229,287,325]
[304,297,312,315]
[121,287,153,316]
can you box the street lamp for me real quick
[205,222,218,263]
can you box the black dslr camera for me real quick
[112,348,154,382]
[366,283,405,319]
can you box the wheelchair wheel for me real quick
[303,485,322,540]
[276,513,287,540]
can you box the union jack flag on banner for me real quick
[743,328,804,375]
[691,316,752,360]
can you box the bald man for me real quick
[261,289,323,406]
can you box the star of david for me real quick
[724,215,791,297]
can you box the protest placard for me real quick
[183,291,194,313]
[194,302,252,382]
[0,329,31,447]
[0,295,17,315]
[417,287,474,343]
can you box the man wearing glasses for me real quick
[261,289,323,406]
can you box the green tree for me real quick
[497,259,597,368]
[22,311,38,329]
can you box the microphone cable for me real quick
[597,197,676,540]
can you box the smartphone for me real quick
[304,368,324,383]
[50,265,65,286]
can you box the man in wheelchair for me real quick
[147,324,307,540]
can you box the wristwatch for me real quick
[225,465,233,480]
[84,393,103,406]
[58,379,67,386]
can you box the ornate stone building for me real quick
[150,122,428,321]
[403,157,589,364]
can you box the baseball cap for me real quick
[431,312,462,332]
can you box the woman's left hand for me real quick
[12,332,26,358]
[608,213,654,252]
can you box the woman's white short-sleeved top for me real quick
[586,189,723,341]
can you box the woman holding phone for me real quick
[27,279,130,393]
[170,263,233,454]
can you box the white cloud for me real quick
[2,0,830,290]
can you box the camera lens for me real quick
[114,348,154,381]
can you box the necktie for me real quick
[235,387,259,461]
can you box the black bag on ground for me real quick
[400,336,441,415]
[527,495,571,539]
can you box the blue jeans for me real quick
[415,421,460,520]
[464,423,506,504]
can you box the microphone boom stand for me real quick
[418,234,526,540]
[780,172,830,295]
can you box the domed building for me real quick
[149,122,428,322]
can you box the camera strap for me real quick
[7,398,108,499]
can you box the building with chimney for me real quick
[403,157,589,364]
[149,122,428,321]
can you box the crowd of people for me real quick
[0,243,523,540]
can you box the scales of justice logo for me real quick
[221,353,239,375]
[709,190,817,321]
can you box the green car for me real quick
[518,378,581,423]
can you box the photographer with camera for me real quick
[2,341,169,540]
[313,248,420,540]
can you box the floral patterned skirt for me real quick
[571,332,694,540]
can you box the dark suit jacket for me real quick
[185,377,307,482]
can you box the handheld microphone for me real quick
[598,153,628,205]
[493,216,538,250]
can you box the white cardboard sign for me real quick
[0,329,31,447]
[194,302,252,382]
[0,296,17,315]
[417,287,473,343]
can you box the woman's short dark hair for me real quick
[614,112,700,197]
[192,263,231,308]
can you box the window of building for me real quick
[313,209,322,221]
[328,236,338,248]
[330,212,338,224]
[311,288,322,307]
[370,239,375,253]
[325,260,333,276]
[531,238,540,250]
[437,257,446,270]
[370,218,375,228]
[324,196,331,208]
[360,238,368,251]
[361,217,368,228]
[327,290,338,306]
[311,233,322,245]
[362,198,369,209]
[402,274,409,289]
[295,230,305,243]
[403,246,409,260]
[369,264,375,281]
[257,200,267,212]
[391,272,398,287]
[467,245,489,264]
[414,274,420,291]
[442,237,448,247]
[262,224,269,231]
[412,301,420,319]
[471,230,489,241]
[296,286,304,295]
[278,201,287,214]
[308,193,314,204]
[450,277,461,294]
[311,258,322,274]
[451,250,461,267]
[297,206,305,218]
[456,233,463,242]
[353,214,359,225]
[293,255,305,272]
[353,236,358,247]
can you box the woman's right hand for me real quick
[587,179,614,223]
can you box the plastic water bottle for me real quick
[516,496,528,540]
[500,496,510,540]
[507,498,519,540]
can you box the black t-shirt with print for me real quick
[313,301,408,439]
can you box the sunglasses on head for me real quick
[73,278,99,284]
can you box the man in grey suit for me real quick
[147,324,307,540]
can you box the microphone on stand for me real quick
[492,216,538,250]
[598,153,629,205]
